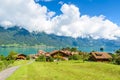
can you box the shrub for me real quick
[35,55,46,62]
[0,61,4,71]
[26,55,30,60]
[3,60,15,68]
[115,49,120,55]
[6,51,18,60]
[3,60,10,68]
[69,54,81,60]
[46,56,54,62]
[115,56,120,65]
[0,55,5,61]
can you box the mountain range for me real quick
[0,26,120,52]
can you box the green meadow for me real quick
[7,60,120,80]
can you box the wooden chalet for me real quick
[50,50,71,60]
[16,54,27,60]
[89,52,112,62]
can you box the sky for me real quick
[37,0,120,25]
[0,0,120,40]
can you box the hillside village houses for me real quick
[28,49,79,61]
[16,49,113,62]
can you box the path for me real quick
[0,60,34,80]
[0,66,20,80]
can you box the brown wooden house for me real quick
[50,50,71,60]
[16,54,27,60]
[89,52,112,62]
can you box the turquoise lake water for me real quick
[0,46,119,56]
[0,47,56,56]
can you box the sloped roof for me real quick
[16,54,27,59]
[45,52,51,56]
[50,50,71,56]
[36,50,46,56]
[90,52,112,59]
[18,54,27,57]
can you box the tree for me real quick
[26,55,30,60]
[113,49,120,64]
[3,60,14,68]
[35,55,46,62]
[115,49,120,56]
[82,52,90,62]
[70,47,78,52]
[0,55,5,61]
[62,47,70,51]
[6,51,18,60]
[69,54,81,60]
[46,56,54,62]
[115,56,120,65]
[100,47,104,52]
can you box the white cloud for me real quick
[58,1,64,5]
[51,4,120,40]
[35,0,53,2]
[0,0,120,40]
[0,0,55,32]
[0,21,14,28]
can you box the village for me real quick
[16,47,113,62]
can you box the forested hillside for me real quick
[0,26,120,49]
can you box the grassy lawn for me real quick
[7,60,120,80]
[12,60,30,66]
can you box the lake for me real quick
[0,46,57,56]
[0,46,119,56]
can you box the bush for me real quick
[0,61,4,71]
[0,60,15,71]
[115,56,120,65]
[6,51,18,60]
[3,60,15,68]
[0,55,5,61]
[46,56,54,62]
[69,54,81,60]
[35,55,46,62]
[26,55,30,60]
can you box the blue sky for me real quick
[37,0,120,25]
[0,0,120,40]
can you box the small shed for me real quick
[89,52,112,62]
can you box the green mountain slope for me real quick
[0,26,120,52]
